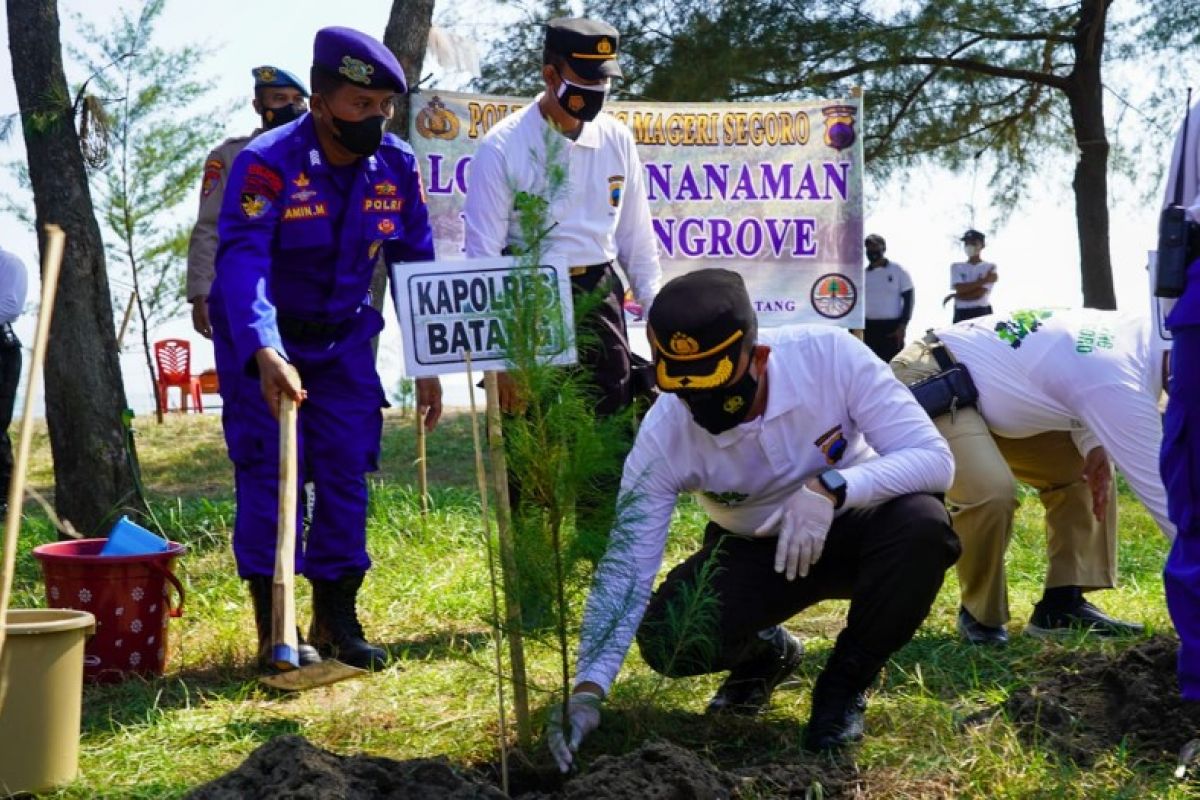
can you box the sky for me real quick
[0,0,1176,415]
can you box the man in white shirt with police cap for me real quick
[464,16,660,417]
[546,268,959,770]
[892,308,1171,646]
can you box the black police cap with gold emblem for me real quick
[648,269,757,394]
[545,17,623,81]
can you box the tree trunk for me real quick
[383,0,436,140]
[7,0,143,534]
[1067,0,1116,310]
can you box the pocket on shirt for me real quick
[278,216,334,252]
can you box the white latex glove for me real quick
[546,690,602,773]
[755,484,836,580]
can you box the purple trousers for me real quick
[212,311,386,581]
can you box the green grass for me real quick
[5,411,1190,798]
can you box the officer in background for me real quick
[186,66,309,339]
[211,27,442,673]
[463,17,660,416]
[862,233,914,362]
[1161,91,1200,700]
[892,308,1167,646]
[0,244,26,504]
[949,229,998,323]
[547,269,959,769]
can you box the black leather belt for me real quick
[921,331,957,371]
[277,313,354,342]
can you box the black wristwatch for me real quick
[818,469,847,510]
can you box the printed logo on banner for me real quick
[822,104,858,151]
[415,95,461,140]
[810,273,857,319]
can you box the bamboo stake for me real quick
[0,224,66,664]
[115,290,136,350]
[416,407,429,515]
[465,353,509,794]
[484,370,532,749]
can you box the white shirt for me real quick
[937,308,1173,538]
[462,99,661,309]
[950,260,996,309]
[574,325,954,693]
[1164,98,1200,221]
[864,260,914,320]
[0,247,28,326]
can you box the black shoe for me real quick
[706,627,803,716]
[246,575,321,671]
[957,606,1009,646]
[308,573,388,670]
[803,672,868,752]
[1026,590,1144,639]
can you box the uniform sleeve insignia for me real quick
[240,193,271,219]
[201,158,223,198]
[377,218,396,235]
[814,425,847,465]
[608,175,625,208]
[374,181,397,196]
[293,172,310,188]
[339,56,374,85]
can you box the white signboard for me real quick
[389,256,577,378]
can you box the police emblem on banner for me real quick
[810,273,857,319]
[415,96,461,140]
[608,174,625,207]
[814,424,847,465]
[821,104,858,151]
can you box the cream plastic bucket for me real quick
[0,608,95,796]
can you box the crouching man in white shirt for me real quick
[548,268,959,769]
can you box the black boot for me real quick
[308,573,388,670]
[706,626,804,716]
[1027,585,1144,639]
[802,638,881,751]
[246,575,321,670]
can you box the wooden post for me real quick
[484,370,532,749]
[115,291,136,351]
[415,410,429,515]
[0,225,66,663]
[465,354,509,793]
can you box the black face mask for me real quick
[555,72,607,122]
[681,368,759,435]
[330,113,387,156]
[262,103,304,130]
[865,247,883,262]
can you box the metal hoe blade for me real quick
[259,659,367,692]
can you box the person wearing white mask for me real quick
[949,229,998,323]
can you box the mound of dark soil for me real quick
[1003,635,1200,764]
[187,736,846,799]
[185,735,507,799]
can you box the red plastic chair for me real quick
[154,339,203,414]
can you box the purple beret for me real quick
[313,26,407,93]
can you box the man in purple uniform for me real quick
[212,26,441,673]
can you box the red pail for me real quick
[32,538,186,683]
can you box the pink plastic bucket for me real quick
[32,538,186,683]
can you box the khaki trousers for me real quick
[891,340,1117,626]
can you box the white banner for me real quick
[389,256,577,377]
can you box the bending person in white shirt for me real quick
[892,308,1170,646]
[547,268,959,770]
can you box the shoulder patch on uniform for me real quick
[241,193,272,219]
[201,158,224,198]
